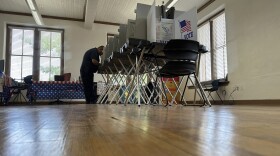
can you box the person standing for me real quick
[80,46,104,104]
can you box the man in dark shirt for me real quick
[80,46,104,104]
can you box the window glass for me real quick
[10,29,35,82]
[198,12,227,81]
[40,31,51,57]
[198,23,211,81]
[23,30,34,55]
[51,32,62,57]
[213,13,227,79]
[12,29,23,55]
[22,56,33,78]
[40,57,50,81]
[39,31,62,81]
[11,56,22,80]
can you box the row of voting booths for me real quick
[97,1,210,106]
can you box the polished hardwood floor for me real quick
[0,104,280,156]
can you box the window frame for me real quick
[5,24,64,81]
[198,9,227,82]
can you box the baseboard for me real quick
[3,100,280,106]
[1,101,86,106]
[232,100,280,105]
[184,100,280,105]
[103,100,280,105]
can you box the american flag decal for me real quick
[179,20,191,33]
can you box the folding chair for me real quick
[158,39,211,107]
[204,79,223,103]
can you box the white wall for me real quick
[225,0,280,100]
[182,0,280,101]
[0,13,119,82]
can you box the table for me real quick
[27,81,85,103]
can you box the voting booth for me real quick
[96,1,211,107]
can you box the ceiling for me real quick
[0,0,209,24]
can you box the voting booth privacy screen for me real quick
[147,1,197,43]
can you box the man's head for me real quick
[97,46,104,55]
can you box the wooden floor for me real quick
[0,104,280,156]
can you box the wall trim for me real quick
[232,100,280,105]
[3,100,280,106]
[198,9,225,27]
[94,20,121,26]
[184,100,280,105]
[197,0,216,13]
[0,10,84,22]
[0,10,121,26]
[0,101,86,106]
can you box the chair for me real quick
[155,39,211,106]
[52,73,71,104]
[11,77,30,103]
[11,85,28,103]
[24,75,34,103]
[24,75,33,84]
[204,79,223,104]
[63,73,71,81]
[54,75,65,81]
[54,73,71,81]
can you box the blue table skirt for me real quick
[27,81,85,101]
[0,86,11,104]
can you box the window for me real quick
[10,29,34,82]
[198,23,211,81]
[6,25,64,81]
[198,11,227,81]
[40,31,62,81]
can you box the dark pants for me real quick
[80,71,94,104]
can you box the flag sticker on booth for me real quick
[180,20,192,33]
[179,19,194,40]
[174,7,197,40]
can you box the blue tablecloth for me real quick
[0,86,11,104]
[28,81,85,101]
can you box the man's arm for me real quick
[92,59,100,66]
